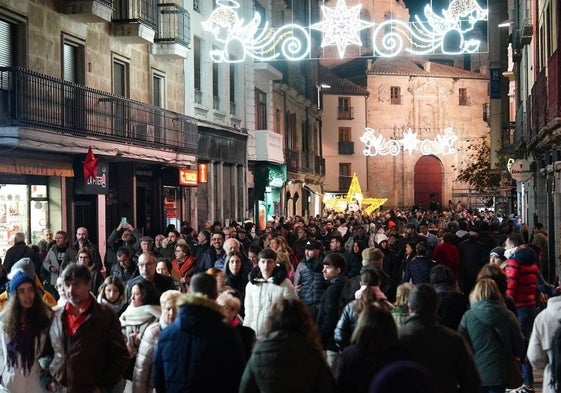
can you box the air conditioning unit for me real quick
[135,124,155,142]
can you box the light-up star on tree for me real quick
[311,0,373,58]
[400,129,421,155]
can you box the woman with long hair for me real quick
[269,236,297,281]
[240,297,335,393]
[223,251,249,303]
[336,303,404,393]
[458,279,524,393]
[119,281,161,381]
[76,247,103,296]
[0,271,52,392]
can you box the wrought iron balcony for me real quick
[155,3,190,47]
[112,0,157,43]
[194,89,202,104]
[62,0,113,23]
[286,148,300,172]
[300,151,314,173]
[0,67,198,155]
[338,141,354,155]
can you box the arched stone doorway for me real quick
[414,155,443,211]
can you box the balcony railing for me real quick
[286,148,300,172]
[213,96,220,110]
[230,101,236,115]
[113,0,158,29]
[155,3,190,46]
[515,104,527,146]
[548,49,560,123]
[0,67,198,154]
[193,0,200,13]
[301,151,314,173]
[338,107,354,120]
[338,141,354,155]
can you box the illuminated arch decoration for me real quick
[203,0,487,62]
[373,0,487,57]
[323,173,387,214]
[360,127,458,156]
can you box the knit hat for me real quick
[9,270,35,295]
[305,240,322,250]
[7,257,36,280]
[490,246,506,261]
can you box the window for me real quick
[338,97,352,119]
[112,56,130,138]
[339,127,351,141]
[255,88,266,130]
[459,88,467,106]
[339,163,352,190]
[62,38,85,129]
[194,36,201,100]
[212,51,219,109]
[229,63,236,115]
[152,71,165,108]
[390,86,401,105]
[112,58,129,97]
[0,19,16,68]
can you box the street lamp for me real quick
[316,83,331,110]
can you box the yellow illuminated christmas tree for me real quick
[323,173,387,214]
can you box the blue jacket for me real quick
[152,293,246,393]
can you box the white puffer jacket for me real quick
[244,264,296,338]
[528,295,561,393]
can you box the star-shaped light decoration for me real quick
[323,173,387,214]
[311,0,373,58]
[400,128,421,155]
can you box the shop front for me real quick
[0,152,73,260]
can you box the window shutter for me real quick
[0,20,14,67]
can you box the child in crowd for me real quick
[97,275,127,315]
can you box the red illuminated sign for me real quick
[179,169,198,186]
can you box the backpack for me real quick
[550,321,561,392]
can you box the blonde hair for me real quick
[160,290,182,308]
[395,282,414,307]
[216,292,241,314]
[469,278,503,305]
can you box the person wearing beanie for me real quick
[0,270,52,392]
[0,258,57,310]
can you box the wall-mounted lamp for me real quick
[498,20,513,28]
[316,83,331,110]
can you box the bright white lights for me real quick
[202,0,310,63]
[360,127,458,156]
[310,0,373,58]
[203,0,488,62]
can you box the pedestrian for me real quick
[132,289,181,393]
[97,275,127,315]
[239,297,336,393]
[49,263,130,392]
[153,273,246,393]
[458,279,524,393]
[0,270,52,392]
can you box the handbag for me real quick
[492,326,523,388]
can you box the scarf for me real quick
[119,304,161,327]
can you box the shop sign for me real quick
[74,148,109,195]
[198,164,208,183]
[179,169,198,186]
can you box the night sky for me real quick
[405,0,458,20]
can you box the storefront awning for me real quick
[0,157,74,177]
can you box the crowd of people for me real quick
[0,205,558,392]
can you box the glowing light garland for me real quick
[360,128,458,156]
[202,0,310,62]
[202,0,487,62]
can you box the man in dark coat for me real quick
[125,252,175,300]
[153,273,246,393]
[3,232,41,274]
[316,252,347,374]
[399,284,481,393]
